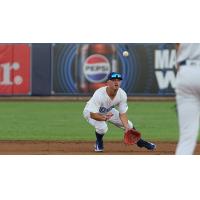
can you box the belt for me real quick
[178,59,200,67]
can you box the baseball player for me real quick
[83,72,156,152]
[175,43,200,155]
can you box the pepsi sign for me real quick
[83,54,111,83]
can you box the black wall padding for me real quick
[31,44,52,95]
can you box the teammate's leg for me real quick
[108,109,156,150]
[176,97,200,154]
[175,67,200,154]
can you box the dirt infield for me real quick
[0,141,199,155]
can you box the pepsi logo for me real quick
[83,54,111,83]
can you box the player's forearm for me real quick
[119,113,129,129]
[90,112,107,121]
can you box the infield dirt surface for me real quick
[0,141,200,155]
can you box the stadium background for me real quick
[0,43,176,96]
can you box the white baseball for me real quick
[123,51,129,57]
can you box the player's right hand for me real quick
[105,112,113,121]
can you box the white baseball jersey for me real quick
[177,43,200,63]
[83,86,133,135]
[83,86,128,117]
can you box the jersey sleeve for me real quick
[84,91,101,113]
[118,91,128,114]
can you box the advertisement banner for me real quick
[0,44,31,95]
[53,43,176,96]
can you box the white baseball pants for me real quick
[175,65,200,155]
[83,108,133,134]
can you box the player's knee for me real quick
[128,121,133,129]
[96,126,108,134]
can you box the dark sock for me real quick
[137,138,146,147]
[95,132,104,143]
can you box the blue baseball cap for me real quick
[107,72,123,80]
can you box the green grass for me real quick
[0,101,180,141]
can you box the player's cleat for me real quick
[94,140,104,152]
[136,139,156,150]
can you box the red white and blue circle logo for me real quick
[83,54,111,83]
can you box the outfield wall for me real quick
[0,43,176,96]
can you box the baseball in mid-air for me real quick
[123,51,129,57]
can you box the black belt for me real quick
[178,60,186,66]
